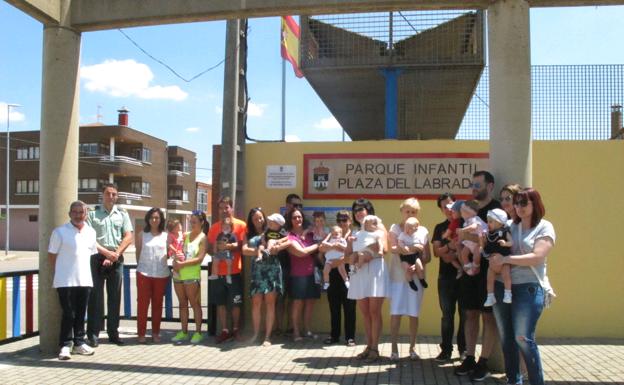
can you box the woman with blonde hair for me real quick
[387,197,431,360]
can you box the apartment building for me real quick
[196,181,212,223]
[0,109,197,250]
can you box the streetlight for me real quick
[5,103,21,256]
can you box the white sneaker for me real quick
[58,346,71,360]
[344,280,350,289]
[483,294,496,307]
[323,282,330,290]
[226,275,232,284]
[73,343,95,356]
[208,275,218,280]
[503,291,512,304]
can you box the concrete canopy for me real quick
[5,0,624,30]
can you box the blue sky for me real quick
[2,3,624,182]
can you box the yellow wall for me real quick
[243,140,624,338]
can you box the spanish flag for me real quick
[281,16,304,78]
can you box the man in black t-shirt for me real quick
[455,171,502,381]
[431,193,466,362]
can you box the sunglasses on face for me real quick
[513,200,530,207]
[336,218,349,223]
[470,182,482,189]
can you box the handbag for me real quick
[513,224,556,308]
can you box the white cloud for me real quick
[285,134,301,142]
[185,127,200,133]
[0,103,25,123]
[80,59,188,101]
[247,102,267,117]
[314,116,342,131]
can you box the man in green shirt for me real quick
[86,183,134,346]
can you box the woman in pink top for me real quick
[285,208,321,341]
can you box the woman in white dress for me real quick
[388,198,431,360]
[346,198,389,362]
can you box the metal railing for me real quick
[0,264,215,345]
[0,269,39,345]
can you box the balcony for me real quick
[167,199,189,206]
[168,169,190,177]
[99,155,144,167]
[97,191,144,202]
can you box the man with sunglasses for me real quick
[455,171,501,381]
[285,193,303,212]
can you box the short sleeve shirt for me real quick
[478,199,501,222]
[208,217,247,275]
[432,220,459,280]
[48,223,97,288]
[288,232,316,277]
[509,219,556,284]
[87,205,133,250]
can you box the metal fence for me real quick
[458,65,624,140]
[301,10,485,69]
[0,265,215,345]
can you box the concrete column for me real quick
[110,136,115,161]
[220,19,241,206]
[487,0,531,372]
[38,23,81,354]
[488,0,532,188]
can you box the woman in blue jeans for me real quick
[489,188,555,385]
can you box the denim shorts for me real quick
[289,275,321,300]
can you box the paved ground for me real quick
[0,321,622,385]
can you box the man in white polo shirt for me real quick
[48,200,98,360]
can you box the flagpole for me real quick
[281,58,286,141]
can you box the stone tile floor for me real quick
[0,321,622,384]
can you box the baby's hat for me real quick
[267,213,286,227]
[487,208,508,225]
[447,200,465,212]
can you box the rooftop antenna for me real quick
[96,105,103,123]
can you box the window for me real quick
[79,143,99,156]
[78,178,98,192]
[183,160,190,173]
[130,181,150,196]
[182,190,189,202]
[133,147,151,162]
[168,189,182,200]
[16,146,39,160]
[16,180,38,194]
[197,188,208,212]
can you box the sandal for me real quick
[365,348,380,363]
[409,351,420,361]
[356,346,371,360]
[390,351,399,361]
[346,339,356,347]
